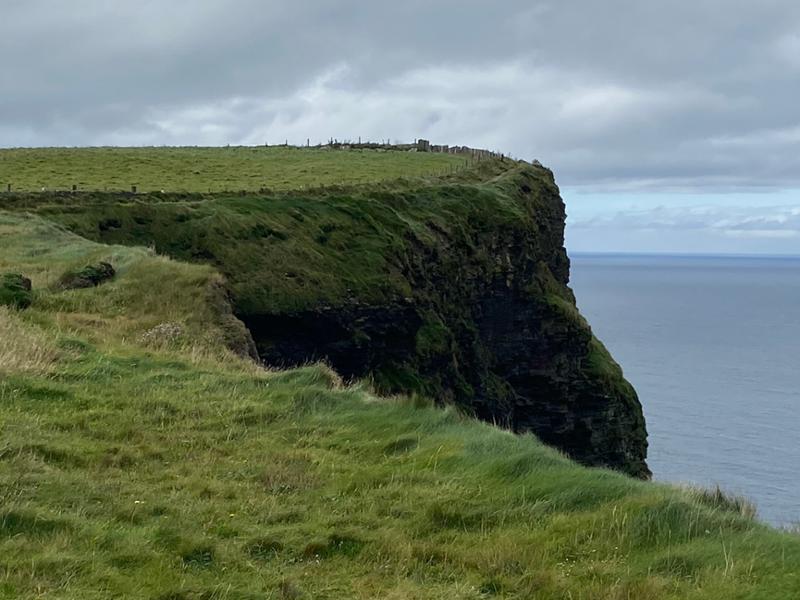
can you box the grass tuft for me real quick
[0,307,59,374]
[689,484,758,520]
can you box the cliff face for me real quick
[19,160,649,477]
[241,167,648,477]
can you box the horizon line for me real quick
[569,250,800,259]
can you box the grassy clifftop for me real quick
[2,209,800,599]
[0,146,465,193]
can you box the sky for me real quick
[3,1,800,254]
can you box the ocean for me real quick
[570,253,800,527]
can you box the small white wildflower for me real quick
[138,322,184,346]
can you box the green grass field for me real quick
[2,177,800,597]
[0,147,466,193]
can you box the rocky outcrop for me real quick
[59,262,115,289]
[205,277,259,359]
[0,273,33,309]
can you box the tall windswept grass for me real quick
[0,307,58,374]
[688,483,758,520]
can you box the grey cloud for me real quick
[571,204,800,235]
[2,1,800,191]
[566,202,800,254]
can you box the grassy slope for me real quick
[0,147,465,193]
[2,217,800,599]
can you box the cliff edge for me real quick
[10,158,649,477]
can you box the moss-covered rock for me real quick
[59,262,115,289]
[0,273,33,309]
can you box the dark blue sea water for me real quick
[570,253,800,527]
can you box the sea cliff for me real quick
[6,158,649,477]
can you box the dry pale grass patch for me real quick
[0,307,58,374]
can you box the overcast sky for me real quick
[3,1,800,254]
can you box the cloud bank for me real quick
[3,0,800,192]
[567,200,800,254]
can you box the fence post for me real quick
[6,184,10,192]
[131,185,137,194]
